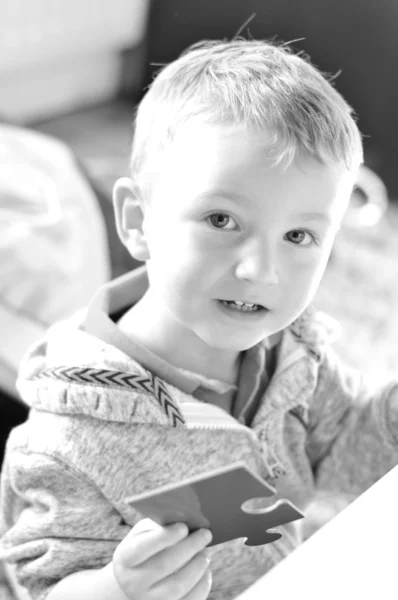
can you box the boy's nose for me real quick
[234,239,279,285]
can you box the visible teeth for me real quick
[234,301,255,307]
[221,300,260,312]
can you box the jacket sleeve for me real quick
[306,346,398,494]
[0,448,130,600]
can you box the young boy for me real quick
[1,38,398,600]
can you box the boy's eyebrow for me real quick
[294,212,333,225]
[197,191,333,225]
[197,190,249,203]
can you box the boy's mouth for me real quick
[218,299,267,313]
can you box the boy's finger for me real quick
[120,522,189,567]
[151,553,211,600]
[180,568,212,600]
[148,528,212,580]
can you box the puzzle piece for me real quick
[125,461,304,547]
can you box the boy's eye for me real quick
[207,212,237,230]
[285,229,316,246]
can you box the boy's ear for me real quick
[112,177,150,262]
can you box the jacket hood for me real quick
[16,303,340,427]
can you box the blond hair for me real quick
[131,38,363,187]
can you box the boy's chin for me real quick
[198,329,274,352]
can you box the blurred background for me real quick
[0,0,397,554]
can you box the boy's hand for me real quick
[113,518,213,600]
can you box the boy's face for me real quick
[124,121,355,352]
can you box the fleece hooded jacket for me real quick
[1,266,398,600]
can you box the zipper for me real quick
[185,419,260,442]
[181,401,259,440]
[185,419,285,485]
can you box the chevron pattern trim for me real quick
[31,366,185,427]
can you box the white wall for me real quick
[0,0,150,123]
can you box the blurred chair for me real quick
[0,124,113,467]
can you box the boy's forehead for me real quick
[161,121,287,188]
[165,120,352,183]
[162,120,354,194]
